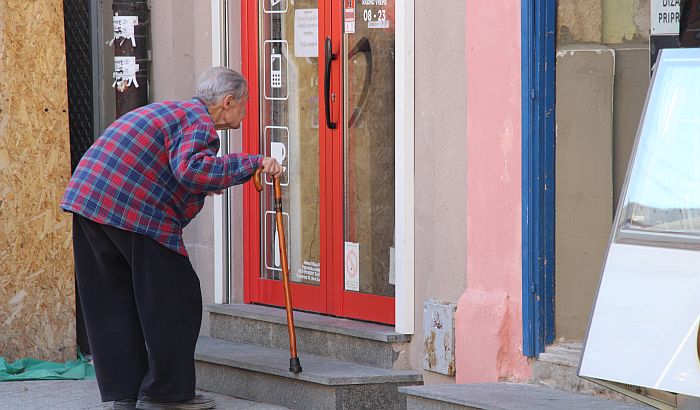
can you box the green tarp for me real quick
[0,356,95,381]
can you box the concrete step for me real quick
[399,383,652,410]
[206,303,412,370]
[195,336,423,410]
[533,342,677,406]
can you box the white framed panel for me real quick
[263,126,290,187]
[264,211,290,273]
[263,40,289,101]
[263,0,288,14]
[395,0,415,334]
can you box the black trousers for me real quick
[72,214,202,402]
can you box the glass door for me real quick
[244,0,396,324]
[244,0,328,312]
[332,0,396,324]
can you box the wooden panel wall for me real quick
[0,0,75,361]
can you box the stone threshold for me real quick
[205,303,411,343]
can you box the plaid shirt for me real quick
[61,98,262,256]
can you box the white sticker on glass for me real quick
[344,242,360,291]
[294,9,318,58]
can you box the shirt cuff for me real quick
[250,154,264,169]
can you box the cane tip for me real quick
[289,357,302,374]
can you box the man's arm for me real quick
[167,123,263,193]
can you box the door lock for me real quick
[332,92,336,102]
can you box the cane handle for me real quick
[253,167,264,192]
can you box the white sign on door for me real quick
[651,0,681,35]
[294,9,318,58]
[344,242,360,291]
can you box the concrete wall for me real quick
[150,0,247,334]
[456,0,530,383]
[555,45,614,340]
[554,2,651,341]
[558,0,650,44]
[558,0,603,43]
[150,0,216,335]
[413,0,468,384]
[552,45,648,341]
[602,0,650,43]
[226,0,247,304]
[611,45,649,209]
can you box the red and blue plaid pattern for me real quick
[61,98,262,256]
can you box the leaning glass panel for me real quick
[617,50,700,244]
[580,48,700,399]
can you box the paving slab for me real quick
[0,379,288,409]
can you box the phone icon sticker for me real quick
[264,41,288,100]
[271,53,282,89]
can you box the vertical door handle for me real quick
[324,36,337,130]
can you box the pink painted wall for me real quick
[455,0,531,382]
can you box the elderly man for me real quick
[61,67,281,409]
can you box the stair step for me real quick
[533,342,676,406]
[206,303,411,369]
[195,336,422,409]
[399,383,652,410]
[538,342,583,367]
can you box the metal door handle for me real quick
[324,36,337,130]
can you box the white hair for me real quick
[193,67,248,104]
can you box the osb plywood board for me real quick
[0,0,75,361]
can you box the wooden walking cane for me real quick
[253,167,302,373]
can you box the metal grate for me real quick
[63,0,94,356]
[63,0,95,171]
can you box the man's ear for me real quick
[222,94,235,108]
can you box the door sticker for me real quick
[263,126,289,187]
[264,211,290,273]
[298,260,321,283]
[294,9,318,58]
[264,40,288,100]
[345,0,356,33]
[344,242,360,291]
[264,0,288,14]
[270,54,282,88]
[361,1,389,29]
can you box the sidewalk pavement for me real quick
[0,380,288,409]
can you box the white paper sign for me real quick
[294,9,318,58]
[651,0,680,35]
[344,242,360,291]
[345,3,356,34]
[109,15,138,47]
[113,56,139,91]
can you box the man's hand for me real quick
[261,157,283,177]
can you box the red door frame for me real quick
[242,0,328,313]
[242,0,394,325]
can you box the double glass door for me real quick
[243,0,396,324]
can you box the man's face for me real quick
[218,93,248,130]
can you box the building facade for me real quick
[5,0,686,405]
